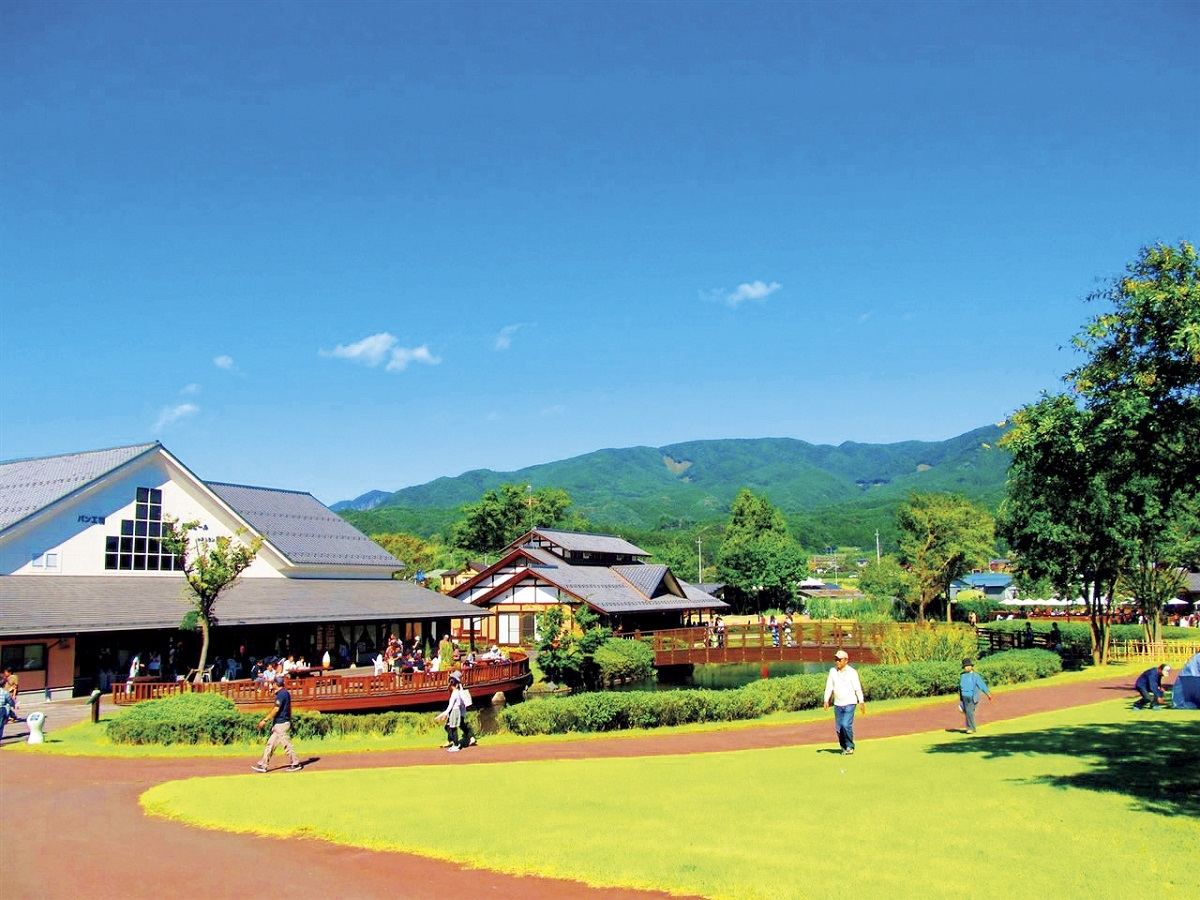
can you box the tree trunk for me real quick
[194,615,211,685]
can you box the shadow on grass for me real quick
[928,716,1200,817]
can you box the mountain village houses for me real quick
[0,443,727,699]
[0,442,472,698]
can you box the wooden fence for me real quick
[1109,639,1200,665]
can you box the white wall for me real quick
[0,451,283,578]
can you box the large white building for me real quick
[0,442,471,697]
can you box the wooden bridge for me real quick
[636,622,896,666]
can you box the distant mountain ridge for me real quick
[334,425,1010,536]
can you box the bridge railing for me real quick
[632,621,904,665]
[113,653,531,707]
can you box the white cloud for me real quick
[321,332,441,372]
[724,280,782,307]
[320,332,397,366]
[540,404,565,417]
[213,355,235,370]
[181,383,201,396]
[386,344,441,371]
[494,324,522,351]
[153,403,199,433]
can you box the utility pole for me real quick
[875,529,881,563]
[697,537,703,585]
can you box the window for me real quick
[29,551,60,570]
[2,643,46,672]
[103,487,183,572]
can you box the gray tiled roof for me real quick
[206,482,401,568]
[0,442,159,533]
[482,547,727,614]
[0,575,481,636]
[522,528,648,557]
[612,564,670,598]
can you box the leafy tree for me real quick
[1070,241,1200,643]
[718,489,808,612]
[450,484,579,555]
[370,532,441,580]
[1002,242,1200,658]
[1000,396,1126,662]
[858,556,917,607]
[161,518,263,683]
[533,604,612,690]
[896,492,994,622]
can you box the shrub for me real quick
[593,638,656,685]
[878,624,978,665]
[107,690,450,745]
[106,692,257,745]
[497,649,1060,736]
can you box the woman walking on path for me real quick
[435,671,470,752]
[959,659,992,733]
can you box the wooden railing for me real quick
[631,621,918,665]
[1109,639,1200,665]
[112,653,530,707]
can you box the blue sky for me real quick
[2,0,1197,504]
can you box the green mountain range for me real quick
[335,425,1010,549]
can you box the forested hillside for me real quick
[337,425,1009,550]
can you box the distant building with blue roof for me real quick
[950,572,1016,601]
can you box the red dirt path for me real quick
[0,674,1134,900]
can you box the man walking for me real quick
[1132,663,1172,709]
[823,649,865,755]
[252,674,302,772]
[959,659,992,733]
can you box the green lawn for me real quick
[141,698,1198,898]
[23,663,1131,759]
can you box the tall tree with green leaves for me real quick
[1071,241,1200,642]
[1002,242,1200,657]
[370,532,443,581]
[717,489,808,612]
[450,484,580,555]
[160,518,263,683]
[858,555,917,609]
[896,492,994,622]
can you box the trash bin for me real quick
[26,710,46,745]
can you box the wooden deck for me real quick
[639,623,892,666]
[112,653,531,713]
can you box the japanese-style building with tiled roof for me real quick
[0,442,474,697]
[448,528,728,645]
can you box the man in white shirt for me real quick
[823,649,866,755]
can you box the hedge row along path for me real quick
[1,673,1135,899]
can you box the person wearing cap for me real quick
[252,674,302,772]
[823,650,865,755]
[959,659,992,733]
[1132,663,1172,709]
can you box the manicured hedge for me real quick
[106,691,463,745]
[499,649,1062,735]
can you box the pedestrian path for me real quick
[0,672,1135,899]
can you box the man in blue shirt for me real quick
[1132,663,1172,709]
[959,659,992,734]
[252,675,303,772]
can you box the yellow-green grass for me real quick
[18,663,1135,758]
[141,699,1198,898]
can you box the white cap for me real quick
[834,650,849,660]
